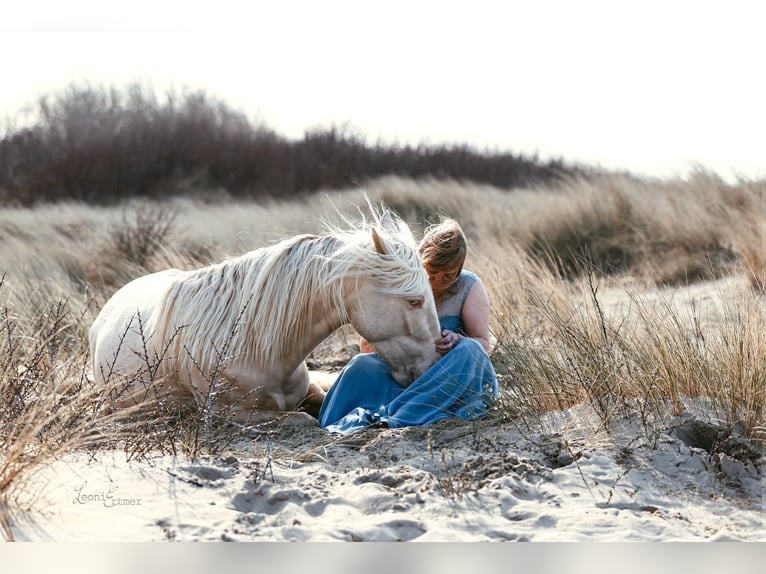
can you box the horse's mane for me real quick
[153,209,428,373]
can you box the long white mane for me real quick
[153,208,428,373]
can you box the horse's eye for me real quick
[407,298,423,308]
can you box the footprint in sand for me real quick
[230,483,308,514]
[342,519,426,542]
[169,463,237,488]
[377,518,427,541]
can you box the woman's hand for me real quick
[435,329,462,355]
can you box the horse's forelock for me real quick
[322,219,428,298]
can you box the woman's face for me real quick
[425,264,461,296]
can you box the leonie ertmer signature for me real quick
[72,482,142,507]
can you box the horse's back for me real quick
[89,269,185,383]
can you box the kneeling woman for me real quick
[318,219,499,433]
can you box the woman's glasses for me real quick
[426,267,461,283]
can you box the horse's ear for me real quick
[371,228,389,255]
[379,210,399,234]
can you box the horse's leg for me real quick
[213,379,321,427]
[107,374,320,427]
[233,409,320,427]
[105,373,192,419]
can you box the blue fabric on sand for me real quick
[318,270,499,433]
[318,338,498,433]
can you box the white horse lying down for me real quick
[89,209,441,425]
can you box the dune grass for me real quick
[484,249,764,443]
[0,173,764,538]
[0,274,116,540]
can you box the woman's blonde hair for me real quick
[418,218,467,271]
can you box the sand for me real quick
[7,401,762,542]
[4,276,764,543]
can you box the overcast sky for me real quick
[2,0,763,181]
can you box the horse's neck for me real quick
[238,235,352,375]
[267,274,347,374]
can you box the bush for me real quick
[0,84,583,205]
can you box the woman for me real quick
[318,218,499,433]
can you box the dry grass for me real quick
[376,170,764,286]
[0,275,120,539]
[484,252,765,444]
[0,172,764,539]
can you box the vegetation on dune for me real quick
[376,173,765,288]
[0,84,582,206]
[0,86,763,539]
[1,177,762,438]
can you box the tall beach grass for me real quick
[0,172,763,538]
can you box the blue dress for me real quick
[318,271,499,433]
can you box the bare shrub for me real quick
[0,276,127,540]
[110,204,177,266]
[0,84,577,206]
[83,204,180,293]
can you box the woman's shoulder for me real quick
[460,270,479,287]
[449,270,479,302]
[458,270,489,304]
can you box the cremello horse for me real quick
[89,209,441,425]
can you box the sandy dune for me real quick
[9,403,763,542]
[6,275,764,542]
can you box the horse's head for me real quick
[345,211,441,386]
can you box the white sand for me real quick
[8,402,763,542]
[6,275,764,543]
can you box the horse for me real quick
[88,208,441,426]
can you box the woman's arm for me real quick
[460,277,491,351]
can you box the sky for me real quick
[1,0,764,182]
